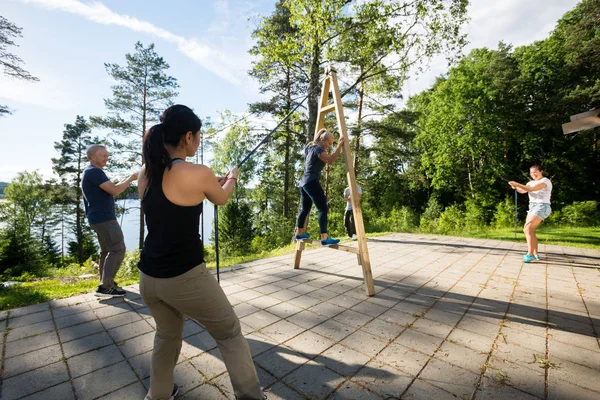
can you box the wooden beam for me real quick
[319,103,336,114]
[562,116,600,134]
[570,108,600,122]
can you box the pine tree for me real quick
[91,42,179,249]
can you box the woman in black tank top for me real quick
[138,105,264,400]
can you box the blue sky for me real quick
[0,0,580,182]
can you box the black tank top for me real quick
[138,159,204,278]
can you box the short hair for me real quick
[86,144,106,160]
[530,163,543,172]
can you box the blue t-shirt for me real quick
[81,165,116,224]
[299,144,326,187]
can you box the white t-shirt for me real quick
[344,186,362,210]
[527,177,552,204]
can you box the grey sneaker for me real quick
[95,286,126,298]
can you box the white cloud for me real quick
[0,165,55,183]
[18,0,245,85]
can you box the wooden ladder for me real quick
[293,66,375,296]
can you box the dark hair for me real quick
[143,104,201,187]
[530,163,544,172]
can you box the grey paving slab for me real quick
[72,360,138,400]
[2,234,600,399]
[1,361,70,400]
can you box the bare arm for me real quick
[100,172,138,196]
[509,181,547,193]
[202,166,238,205]
[319,137,346,165]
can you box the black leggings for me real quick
[297,179,328,234]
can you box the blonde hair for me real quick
[312,128,332,146]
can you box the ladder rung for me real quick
[319,103,336,114]
[296,239,359,254]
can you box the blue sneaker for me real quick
[295,233,310,240]
[321,237,340,246]
[522,254,535,263]
[533,254,540,261]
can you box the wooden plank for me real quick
[319,103,336,114]
[329,69,375,297]
[294,240,304,269]
[313,77,331,140]
[562,116,600,134]
[569,108,600,122]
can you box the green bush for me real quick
[493,196,516,228]
[464,200,486,231]
[420,196,443,232]
[559,201,599,226]
[437,204,465,234]
[389,206,419,232]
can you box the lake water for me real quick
[118,199,215,250]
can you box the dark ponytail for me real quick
[143,104,202,187]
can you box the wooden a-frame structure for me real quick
[294,66,375,296]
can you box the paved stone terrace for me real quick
[0,233,599,400]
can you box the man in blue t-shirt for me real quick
[82,144,138,297]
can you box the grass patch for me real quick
[0,276,139,311]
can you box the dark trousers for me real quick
[344,209,356,237]
[297,179,328,234]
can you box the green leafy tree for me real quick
[52,116,96,263]
[0,16,39,116]
[92,42,179,248]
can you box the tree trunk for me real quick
[283,67,291,219]
[307,42,320,143]
[354,79,364,176]
[140,82,148,250]
[76,137,84,264]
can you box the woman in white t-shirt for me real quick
[509,164,552,263]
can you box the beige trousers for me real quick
[140,264,262,400]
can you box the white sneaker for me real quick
[352,234,357,241]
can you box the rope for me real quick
[213,77,325,282]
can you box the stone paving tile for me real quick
[189,348,227,380]
[58,319,105,342]
[6,319,55,342]
[1,361,70,400]
[62,331,113,358]
[3,234,600,400]
[96,382,147,400]
[282,360,346,399]
[259,319,305,344]
[260,382,305,400]
[8,309,52,328]
[3,343,63,378]
[67,344,124,378]
[340,329,390,358]
[4,330,59,358]
[239,310,281,331]
[476,377,542,400]
[20,382,75,400]
[7,302,50,318]
[178,382,228,399]
[487,357,546,399]
[310,318,355,342]
[351,359,413,398]
[72,360,138,400]
[315,343,371,377]
[254,346,310,378]
[108,319,154,343]
[329,381,383,399]
[401,378,458,400]
[376,341,431,376]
